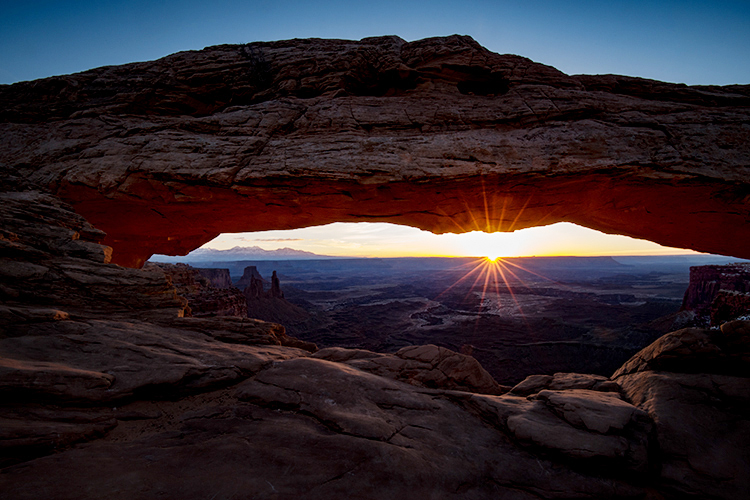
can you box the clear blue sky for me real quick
[4,1,748,258]
[2,0,749,85]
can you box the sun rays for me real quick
[430,183,567,328]
[434,254,563,333]
[442,177,539,239]
[195,177,701,259]
[434,176,562,261]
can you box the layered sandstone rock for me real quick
[469,388,652,474]
[0,187,312,467]
[681,263,750,325]
[613,320,750,499]
[235,265,312,333]
[509,371,621,396]
[234,265,265,290]
[712,290,750,325]
[195,268,233,289]
[1,357,655,500]
[270,270,283,298]
[1,36,748,266]
[150,262,247,317]
[238,266,284,300]
[0,190,185,321]
[313,344,505,395]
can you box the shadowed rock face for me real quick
[195,268,233,289]
[613,321,750,499]
[682,263,750,325]
[1,35,749,266]
[149,262,247,318]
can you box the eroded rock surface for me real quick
[613,320,750,499]
[236,265,313,331]
[681,263,750,325]
[1,36,748,266]
[195,267,233,289]
[149,262,248,317]
[1,184,749,499]
[509,371,621,396]
[1,359,652,500]
[0,189,311,467]
[234,265,265,291]
[313,344,505,395]
[0,190,185,320]
[503,389,651,471]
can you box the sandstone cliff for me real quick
[234,265,266,290]
[681,263,750,325]
[1,36,748,266]
[237,265,311,331]
[195,267,233,289]
[149,262,248,318]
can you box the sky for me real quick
[204,222,700,259]
[3,0,748,258]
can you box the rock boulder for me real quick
[614,320,750,499]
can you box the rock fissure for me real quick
[312,461,368,489]
[482,478,548,500]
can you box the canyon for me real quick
[1,35,749,499]
[150,262,247,317]
[171,256,703,385]
[681,263,750,325]
[150,256,748,387]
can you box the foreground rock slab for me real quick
[613,320,750,499]
[314,344,505,395]
[2,358,652,500]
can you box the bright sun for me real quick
[456,231,523,261]
[195,222,700,259]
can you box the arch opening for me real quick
[63,171,749,268]
[155,221,708,261]
[149,221,744,385]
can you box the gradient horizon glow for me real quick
[3,1,747,258]
[200,222,703,259]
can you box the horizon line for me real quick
[153,252,746,260]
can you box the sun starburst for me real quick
[429,179,569,330]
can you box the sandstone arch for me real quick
[1,35,748,267]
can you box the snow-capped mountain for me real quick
[150,246,333,262]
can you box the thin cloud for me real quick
[250,238,305,242]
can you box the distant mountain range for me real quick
[150,248,749,266]
[150,246,336,262]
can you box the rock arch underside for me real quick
[2,36,750,500]
[1,35,749,266]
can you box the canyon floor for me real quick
[180,255,737,385]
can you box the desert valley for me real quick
[152,253,748,385]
